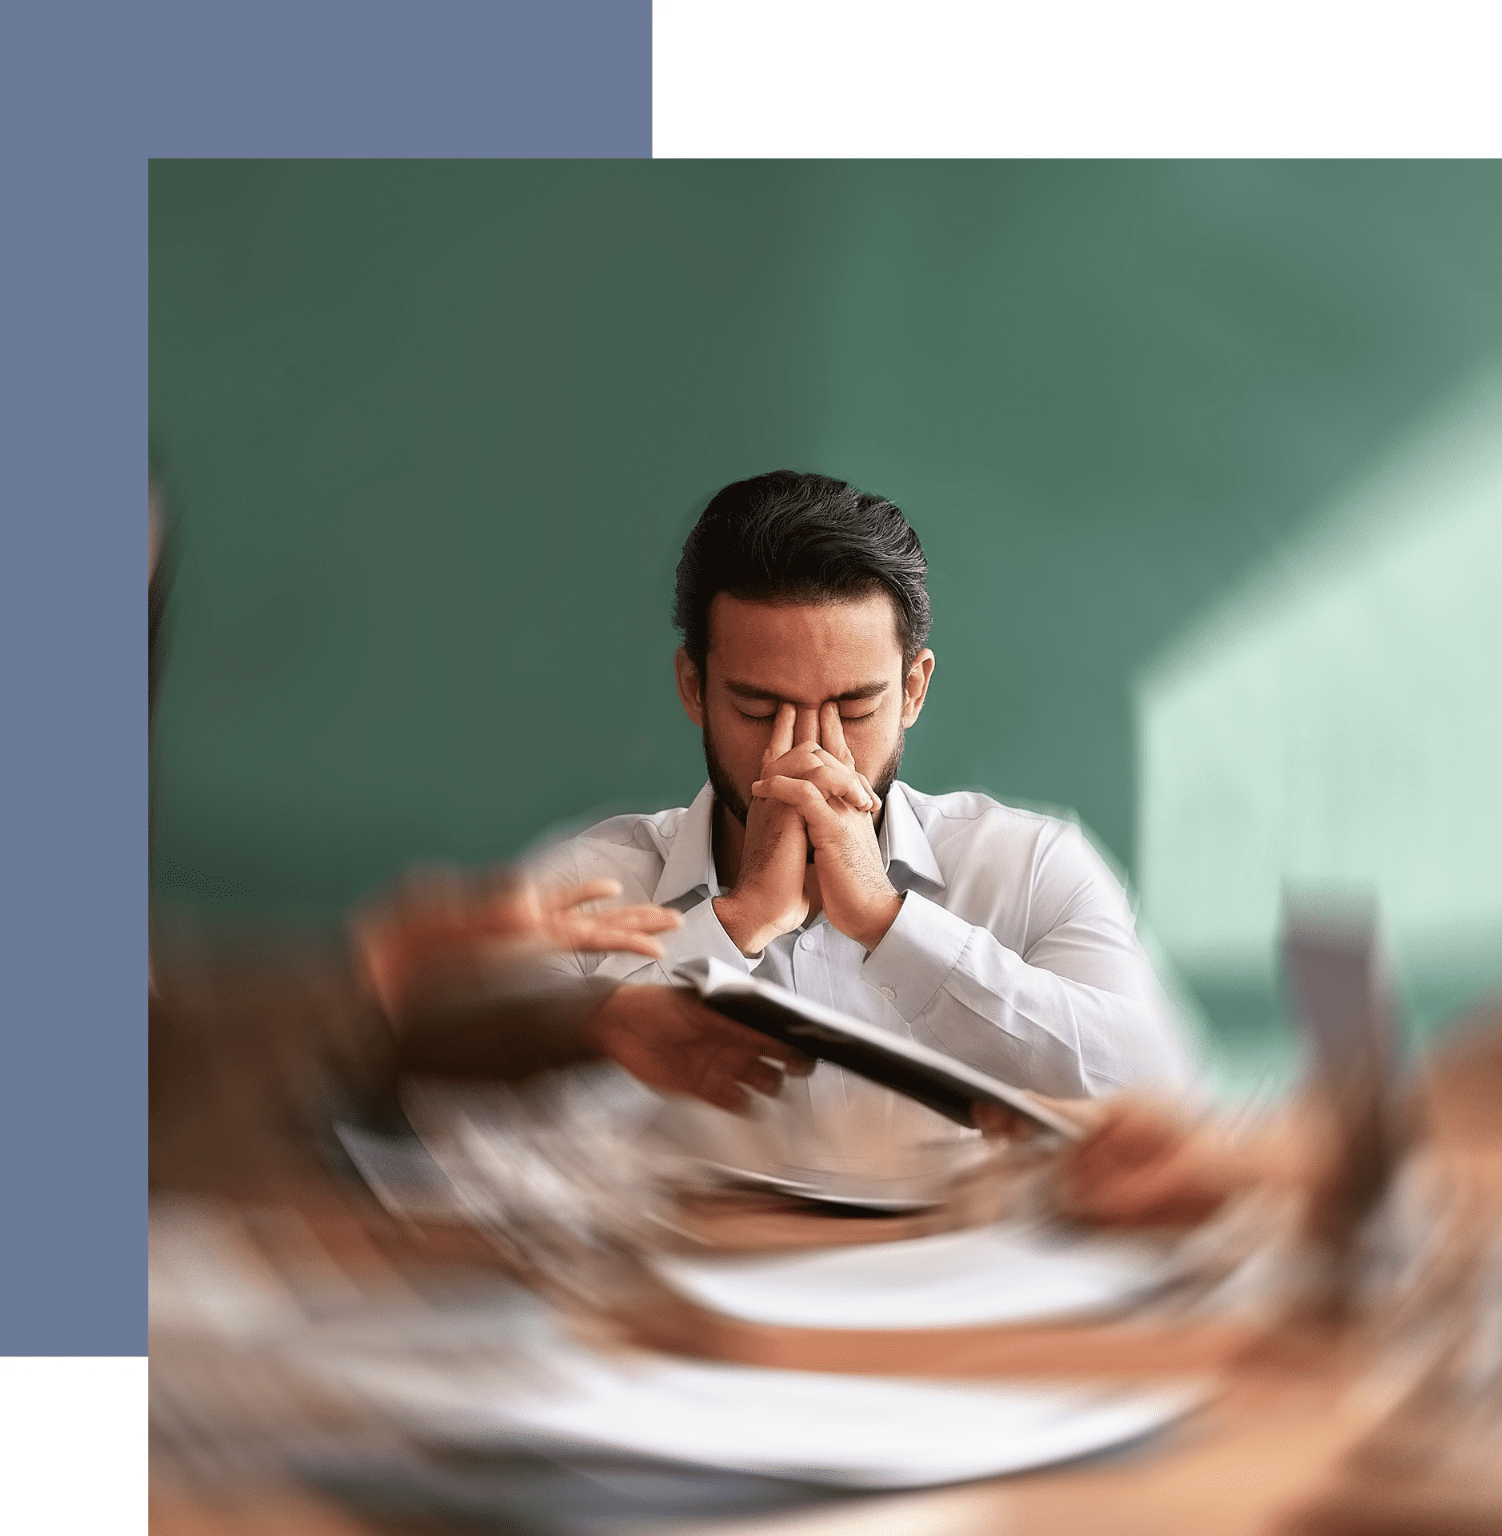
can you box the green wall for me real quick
[150,161,1502,1077]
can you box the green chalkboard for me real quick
[150,161,1502,1081]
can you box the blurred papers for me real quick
[322,1295,1202,1488]
[652,1219,1169,1330]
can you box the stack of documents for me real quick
[311,1222,1200,1489]
[318,1291,1200,1488]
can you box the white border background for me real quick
[1,1359,146,1532]
[655,0,1502,157]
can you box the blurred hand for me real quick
[1053,1097,1241,1227]
[972,1093,1100,1141]
[352,870,682,1019]
[584,984,815,1113]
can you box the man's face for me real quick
[674,591,935,824]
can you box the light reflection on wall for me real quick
[1136,371,1502,1052]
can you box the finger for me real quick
[767,744,869,811]
[545,878,624,911]
[1070,1100,1179,1172]
[805,744,864,781]
[739,1059,786,1097]
[587,933,668,959]
[692,1014,812,1081]
[973,1101,1025,1138]
[749,1039,813,1074]
[556,927,668,958]
[830,758,877,812]
[758,750,845,792]
[719,1084,757,1115]
[766,700,796,765]
[762,1047,815,1077]
[793,705,819,748]
[750,775,838,826]
[775,759,872,809]
[568,903,683,934]
[556,923,675,957]
[1030,1093,1107,1136]
[855,774,881,815]
[774,740,828,769]
[690,1044,770,1114]
[672,1062,750,1115]
[762,740,824,779]
[820,703,857,769]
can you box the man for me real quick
[531,470,1196,1181]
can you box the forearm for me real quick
[149,920,399,1192]
[382,937,622,1080]
[392,986,606,1079]
[862,893,1198,1096]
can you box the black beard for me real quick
[701,720,906,833]
[702,717,752,827]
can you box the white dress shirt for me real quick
[529,782,1198,1181]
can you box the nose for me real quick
[793,705,820,746]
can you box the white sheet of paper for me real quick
[323,1302,1202,1488]
[651,1219,1169,1330]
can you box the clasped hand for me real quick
[715,701,903,956]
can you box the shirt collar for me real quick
[651,782,721,906]
[880,781,947,893]
[651,779,946,905]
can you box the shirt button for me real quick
[879,985,896,1002]
[799,932,817,951]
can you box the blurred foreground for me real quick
[149,910,1502,1536]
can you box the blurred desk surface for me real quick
[148,1179,1396,1536]
[150,1376,1377,1536]
[151,997,1502,1536]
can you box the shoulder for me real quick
[896,783,1076,854]
[895,783,1124,910]
[557,803,693,851]
[527,803,689,884]
[531,798,688,860]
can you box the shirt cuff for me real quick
[654,897,757,979]
[860,891,973,1022]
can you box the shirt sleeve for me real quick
[653,898,757,978]
[859,823,1199,1097]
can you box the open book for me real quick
[675,958,1081,1139]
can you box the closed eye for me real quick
[839,710,879,723]
[737,710,777,723]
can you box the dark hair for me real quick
[673,471,931,677]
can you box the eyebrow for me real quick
[724,680,890,705]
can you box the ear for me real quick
[900,649,935,728]
[674,647,706,727]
